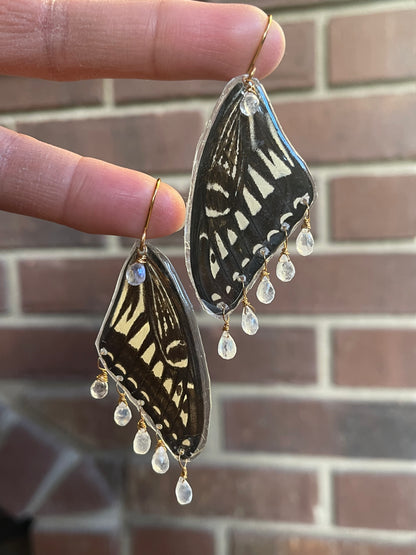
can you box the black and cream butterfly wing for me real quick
[96,243,210,460]
[185,76,315,316]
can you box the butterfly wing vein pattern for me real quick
[96,243,210,460]
[186,77,315,316]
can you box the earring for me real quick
[184,16,316,359]
[90,179,211,505]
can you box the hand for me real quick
[0,0,285,239]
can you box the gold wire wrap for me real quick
[117,391,127,405]
[179,457,188,480]
[260,251,271,279]
[156,438,165,450]
[137,416,147,430]
[139,178,161,252]
[222,308,230,332]
[246,15,273,81]
[279,231,290,259]
[96,359,108,382]
[302,206,311,230]
[242,287,254,310]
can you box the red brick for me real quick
[254,253,416,315]
[276,93,416,163]
[20,253,416,317]
[278,21,315,90]
[0,212,103,248]
[0,261,6,312]
[334,329,416,388]
[0,77,103,112]
[32,530,120,555]
[121,230,183,250]
[330,175,416,240]
[38,459,116,516]
[0,421,60,516]
[335,472,416,530]
[131,528,214,555]
[231,531,416,555]
[202,326,316,384]
[114,21,315,104]
[20,395,134,450]
[17,111,203,174]
[19,254,195,315]
[20,257,123,314]
[225,399,416,459]
[0,328,97,379]
[127,464,317,521]
[330,10,416,85]
[115,79,224,105]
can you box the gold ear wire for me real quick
[246,15,273,81]
[139,178,161,252]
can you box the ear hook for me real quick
[139,178,161,252]
[246,15,273,81]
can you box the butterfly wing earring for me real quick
[91,179,211,504]
[185,16,316,359]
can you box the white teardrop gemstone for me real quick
[90,379,108,399]
[126,262,146,286]
[218,331,237,360]
[256,275,275,304]
[296,228,314,256]
[175,477,193,505]
[113,401,132,426]
[240,92,260,116]
[133,428,151,455]
[151,445,170,474]
[276,254,296,282]
[241,305,259,335]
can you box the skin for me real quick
[0,0,285,239]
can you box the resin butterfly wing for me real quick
[96,243,211,460]
[185,76,315,316]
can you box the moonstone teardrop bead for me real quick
[133,428,151,455]
[218,331,237,360]
[152,445,170,474]
[256,275,275,304]
[175,477,193,505]
[126,262,146,285]
[276,254,296,282]
[296,228,314,256]
[240,92,259,116]
[90,379,108,399]
[241,305,259,335]
[114,401,132,426]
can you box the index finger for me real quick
[0,0,285,81]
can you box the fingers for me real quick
[0,0,285,81]
[0,127,185,238]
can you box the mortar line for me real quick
[4,256,21,317]
[314,8,328,95]
[214,524,228,555]
[0,313,415,329]
[102,79,115,109]
[24,448,81,517]
[272,0,416,20]
[3,239,416,260]
[1,79,413,124]
[317,464,333,527]
[213,383,416,402]
[316,321,332,388]
[123,513,416,543]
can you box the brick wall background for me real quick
[0,0,415,553]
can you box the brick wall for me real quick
[0,1,415,554]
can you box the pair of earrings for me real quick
[90,15,315,504]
